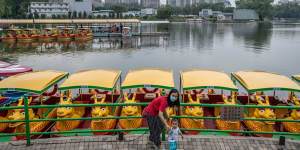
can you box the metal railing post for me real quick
[24,94,31,146]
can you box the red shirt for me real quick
[146,95,169,116]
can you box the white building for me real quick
[29,0,92,18]
[122,11,141,17]
[67,0,93,14]
[199,9,213,17]
[141,8,157,16]
[92,10,114,17]
[29,2,69,17]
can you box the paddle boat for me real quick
[57,28,76,41]
[120,68,175,134]
[16,29,40,42]
[75,28,93,41]
[292,75,300,84]
[0,70,68,140]
[231,70,300,138]
[55,69,121,136]
[39,28,57,42]
[179,69,241,136]
[1,29,20,42]
[122,27,132,37]
[0,61,32,81]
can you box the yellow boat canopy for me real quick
[121,68,174,89]
[292,75,300,83]
[59,69,121,91]
[0,19,140,24]
[232,70,300,92]
[0,70,68,94]
[181,69,238,91]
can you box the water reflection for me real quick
[232,23,273,53]
[0,36,169,55]
[0,23,300,81]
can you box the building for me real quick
[199,9,213,17]
[167,0,226,7]
[141,0,160,8]
[67,0,92,14]
[233,9,259,20]
[141,8,157,16]
[29,0,92,17]
[29,2,69,17]
[93,0,105,7]
[104,0,141,5]
[223,12,233,20]
[122,11,141,17]
[92,10,114,17]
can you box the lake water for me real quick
[1,22,300,88]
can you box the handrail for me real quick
[1,103,300,110]
[1,95,300,146]
[1,116,300,123]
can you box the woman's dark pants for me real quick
[146,114,164,146]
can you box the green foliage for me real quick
[83,11,87,19]
[236,0,274,20]
[51,14,56,19]
[68,12,72,18]
[78,12,82,18]
[157,6,173,19]
[72,11,77,18]
[40,14,46,19]
[274,3,300,18]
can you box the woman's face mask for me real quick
[170,94,178,102]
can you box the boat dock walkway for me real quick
[0,134,299,150]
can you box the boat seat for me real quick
[33,96,50,103]
[246,103,256,117]
[144,93,156,100]
[90,94,105,100]
[199,94,209,101]
[275,104,289,119]
[214,102,223,117]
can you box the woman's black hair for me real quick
[167,89,180,107]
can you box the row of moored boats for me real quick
[0,68,299,140]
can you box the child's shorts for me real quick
[169,141,178,150]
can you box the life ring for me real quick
[142,88,159,93]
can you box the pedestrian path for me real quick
[0,134,299,150]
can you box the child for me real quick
[167,119,183,150]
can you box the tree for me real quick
[236,0,274,20]
[28,13,33,19]
[274,3,300,18]
[51,14,56,19]
[109,4,127,18]
[34,11,39,19]
[56,15,61,19]
[41,14,46,19]
[83,11,87,18]
[88,14,93,19]
[72,11,77,18]
[78,12,82,18]
[157,6,173,19]
[62,14,68,19]
[68,12,72,18]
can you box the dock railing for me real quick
[0,94,300,146]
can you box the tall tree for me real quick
[236,0,274,20]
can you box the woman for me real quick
[145,89,180,149]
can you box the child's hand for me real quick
[181,135,184,140]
